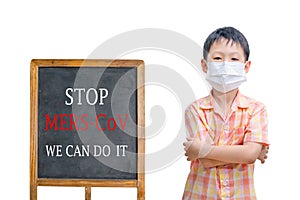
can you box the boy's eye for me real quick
[231,58,239,61]
[213,57,222,60]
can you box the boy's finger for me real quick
[183,141,192,147]
[186,137,193,141]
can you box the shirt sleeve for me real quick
[244,103,270,146]
[185,104,208,140]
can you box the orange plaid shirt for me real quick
[182,91,269,200]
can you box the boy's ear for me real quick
[201,59,208,73]
[244,60,251,73]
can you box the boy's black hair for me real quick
[203,26,250,61]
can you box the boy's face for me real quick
[201,38,251,73]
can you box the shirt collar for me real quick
[199,90,249,110]
[233,91,250,109]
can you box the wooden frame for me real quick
[30,59,145,200]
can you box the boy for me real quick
[182,27,269,200]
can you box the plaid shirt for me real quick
[182,91,269,200]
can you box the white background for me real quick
[1,0,299,199]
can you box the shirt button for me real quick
[223,179,229,186]
[223,124,229,131]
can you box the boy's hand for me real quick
[183,135,213,161]
[257,145,269,164]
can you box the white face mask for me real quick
[205,61,247,93]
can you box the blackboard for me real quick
[30,59,145,200]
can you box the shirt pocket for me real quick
[225,127,245,145]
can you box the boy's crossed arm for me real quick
[200,145,268,168]
[183,137,269,168]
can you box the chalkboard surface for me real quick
[38,67,137,179]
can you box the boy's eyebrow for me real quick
[209,50,225,54]
[210,50,243,55]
